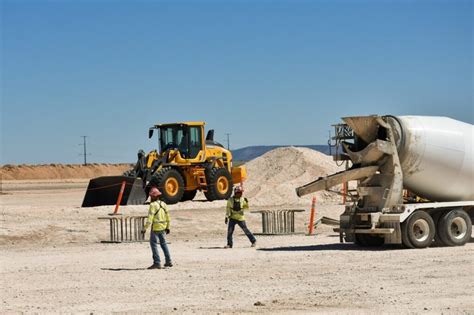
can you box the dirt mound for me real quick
[0,164,132,180]
[244,147,343,206]
[1,147,342,207]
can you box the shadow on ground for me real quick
[258,243,400,252]
[101,267,148,271]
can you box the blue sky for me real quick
[2,0,472,164]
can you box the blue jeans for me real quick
[227,219,256,247]
[150,231,171,265]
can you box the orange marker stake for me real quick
[308,196,317,235]
[112,180,126,215]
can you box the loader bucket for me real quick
[81,176,147,207]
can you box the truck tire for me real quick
[431,211,447,247]
[355,234,384,247]
[432,233,446,247]
[149,167,184,204]
[438,209,472,246]
[401,221,415,249]
[204,168,233,201]
[181,190,197,202]
[402,211,435,249]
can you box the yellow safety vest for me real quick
[226,197,249,221]
[144,200,170,232]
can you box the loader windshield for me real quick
[159,125,202,159]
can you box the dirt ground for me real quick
[1,180,473,314]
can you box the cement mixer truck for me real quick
[296,115,473,248]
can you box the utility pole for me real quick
[225,133,231,150]
[79,136,89,165]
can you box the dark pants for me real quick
[227,218,256,247]
[150,231,171,265]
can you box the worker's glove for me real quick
[165,229,170,235]
[225,218,228,224]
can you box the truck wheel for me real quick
[355,234,384,247]
[181,190,197,202]
[204,168,233,201]
[149,167,184,204]
[401,221,414,249]
[402,211,435,249]
[431,211,447,247]
[432,234,446,247]
[438,209,472,246]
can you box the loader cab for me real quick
[149,122,205,160]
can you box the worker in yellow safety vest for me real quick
[225,186,257,248]
[141,187,172,269]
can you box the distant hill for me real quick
[232,145,332,161]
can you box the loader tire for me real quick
[181,190,197,202]
[402,211,435,249]
[438,209,472,247]
[149,167,184,204]
[204,168,233,201]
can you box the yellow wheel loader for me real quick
[82,122,246,207]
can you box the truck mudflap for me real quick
[337,226,402,244]
[338,213,403,244]
[81,176,147,207]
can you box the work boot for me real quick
[251,241,257,248]
[147,264,162,270]
[164,262,173,268]
[224,245,232,249]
